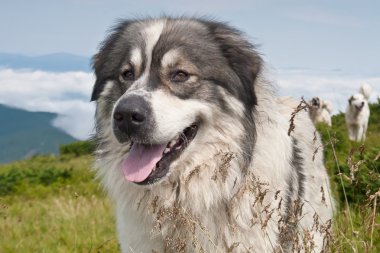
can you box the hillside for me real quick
[318,101,380,206]
[0,102,379,252]
[312,101,380,252]
[0,104,77,163]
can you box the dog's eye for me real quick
[120,69,135,81]
[171,70,189,83]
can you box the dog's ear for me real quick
[90,53,103,101]
[91,20,133,101]
[204,20,262,109]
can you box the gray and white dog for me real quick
[91,17,333,253]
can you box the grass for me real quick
[1,195,117,252]
[0,155,119,252]
[332,204,379,252]
[317,101,380,253]
[0,102,379,252]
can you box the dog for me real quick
[308,97,333,126]
[91,17,333,253]
[345,84,372,142]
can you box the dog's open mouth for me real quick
[355,105,364,111]
[121,123,199,185]
[311,101,320,108]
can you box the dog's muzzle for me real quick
[355,101,365,111]
[113,95,153,142]
[311,98,320,108]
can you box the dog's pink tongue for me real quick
[122,143,166,182]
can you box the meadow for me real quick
[0,150,119,252]
[0,102,379,252]
[319,101,380,252]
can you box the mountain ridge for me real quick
[0,104,77,163]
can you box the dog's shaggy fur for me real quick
[91,17,333,252]
[308,97,333,126]
[345,84,372,142]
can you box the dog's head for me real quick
[310,97,321,110]
[348,94,366,112]
[91,18,261,186]
[310,97,333,114]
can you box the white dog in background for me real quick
[309,97,333,126]
[345,84,372,141]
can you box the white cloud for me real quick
[0,68,379,141]
[274,69,380,114]
[0,68,95,139]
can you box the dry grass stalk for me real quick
[288,97,309,136]
[212,151,236,182]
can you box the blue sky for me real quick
[0,0,379,139]
[1,0,379,74]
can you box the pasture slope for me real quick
[0,102,379,252]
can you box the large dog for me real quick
[91,17,333,252]
[345,84,372,142]
[308,97,333,126]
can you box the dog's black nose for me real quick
[113,95,151,136]
[361,101,365,106]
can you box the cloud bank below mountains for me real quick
[0,69,95,139]
[0,68,378,139]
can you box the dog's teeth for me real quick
[169,140,176,148]
[164,148,170,154]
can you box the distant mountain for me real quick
[0,52,91,72]
[0,104,77,163]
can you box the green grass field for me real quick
[0,103,379,252]
[0,155,119,252]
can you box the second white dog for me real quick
[309,97,333,126]
[345,84,372,141]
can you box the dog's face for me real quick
[348,93,366,112]
[310,97,321,110]
[91,18,261,186]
